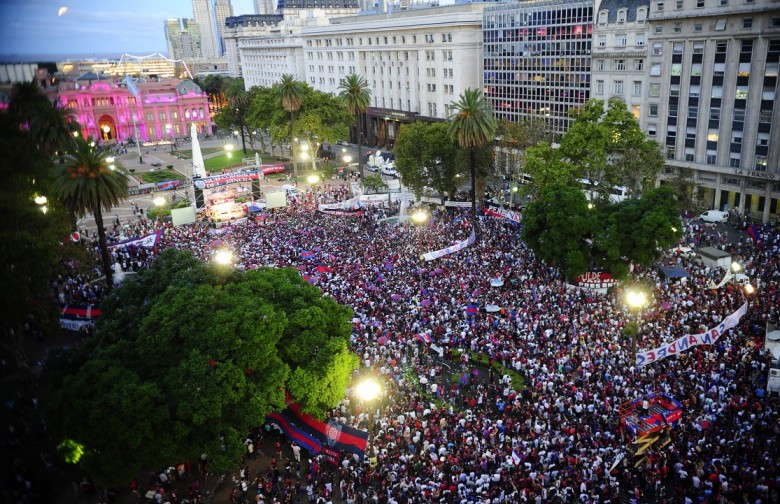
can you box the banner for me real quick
[59,319,94,331]
[708,271,733,290]
[443,200,472,208]
[278,403,368,458]
[421,230,475,262]
[484,207,522,224]
[318,196,361,213]
[192,166,285,190]
[108,231,161,249]
[636,302,748,367]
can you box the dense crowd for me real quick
[44,184,780,503]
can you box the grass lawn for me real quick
[138,169,186,184]
[176,147,223,159]
[203,150,288,172]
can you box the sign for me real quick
[194,166,286,190]
[576,272,619,290]
[733,169,776,180]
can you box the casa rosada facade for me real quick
[55,77,213,144]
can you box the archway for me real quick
[98,115,116,141]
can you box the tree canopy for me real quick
[394,121,463,198]
[42,249,358,488]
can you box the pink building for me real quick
[56,75,212,143]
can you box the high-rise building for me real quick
[647,0,780,222]
[482,0,595,133]
[213,0,235,57]
[592,0,650,129]
[253,0,275,15]
[193,0,219,58]
[165,19,203,60]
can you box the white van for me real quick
[699,210,729,223]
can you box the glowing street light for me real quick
[356,377,382,462]
[307,174,320,206]
[153,196,167,207]
[744,284,755,295]
[731,262,742,286]
[625,288,648,362]
[225,144,234,158]
[213,249,234,265]
[411,209,429,224]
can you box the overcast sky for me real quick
[0,0,255,58]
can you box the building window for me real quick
[673,42,684,53]
[694,23,703,32]
[707,154,717,164]
[655,25,663,34]
[598,35,606,47]
[615,60,625,71]
[657,1,664,10]
[614,80,624,94]
[638,8,647,22]
[635,59,644,71]
[653,43,663,56]
[720,0,728,5]
[616,34,627,46]
[650,104,659,116]
[650,63,661,76]
[693,41,705,53]
[632,105,641,118]
[598,10,608,24]
[697,0,705,6]
[633,81,642,95]
[637,34,646,46]
[688,106,698,118]
[596,80,605,94]
[676,0,684,9]
[428,102,437,116]
[618,9,627,23]
[716,19,727,30]
[650,83,661,96]
[674,23,682,33]
[648,124,657,136]
[597,59,605,71]
[743,18,753,29]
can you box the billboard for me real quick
[266,191,287,209]
[171,206,197,227]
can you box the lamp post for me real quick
[625,288,648,364]
[166,123,174,153]
[731,261,742,286]
[225,144,234,159]
[213,249,234,266]
[34,195,48,214]
[356,378,381,464]
[106,156,116,171]
[307,174,320,207]
[411,209,429,225]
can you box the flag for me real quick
[285,403,368,458]
[316,265,333,273]
[383,261,394,270]
[267,411,322,454]
[301,250,315,260]
[747,224,759,243]
[415,333,432,344]
[466,303,479,316]
[458,373,470,385]
[125,74,140,99]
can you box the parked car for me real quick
[671,246,696,259]
[336,140,350,146]
[699,210,729,223]
[150,162,162,167]
[366,164,380,172]
[381,164,399,178]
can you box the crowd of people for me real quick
[44,182,780,503]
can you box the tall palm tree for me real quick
[338,75,372,181]
[225,78,250,154]
[277,74,305,177]
[53,136,128,290]
[8,81,50,127]
[448,88,498,240]
[30,101,78,158]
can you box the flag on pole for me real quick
[125,74,140,99]
[747,224,760,243]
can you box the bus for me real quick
[578,178,629,203]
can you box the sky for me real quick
[0,0,256,59]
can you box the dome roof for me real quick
[176,80,202,95]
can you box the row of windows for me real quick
[307,33,454,48]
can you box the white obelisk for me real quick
[191,123,206,178]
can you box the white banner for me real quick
[708,272,733,289]
[108,231,161,249]
[484,207,522,224]
[60,318,94,331]
[318,196,361,212]
[443,200,472,208]
[421,230,476,262]
[636,302,748,367]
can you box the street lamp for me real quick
[34,195,48,214]
[225,144,234,159]
[625,288,648,363]
[744,284,755,295]
[102,124,110,141]
[731,261,742,285]
[153,196,167,207]
[213,249,234,266]
[166,123,174,153]
[307,174,320,206]
[411,209,429,224]
[356,378,381,463]
[106,156,116,171]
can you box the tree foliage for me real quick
[338,75,372,176]
[394,122,463,198]
[42,249,358,487]
[495,118,550,177]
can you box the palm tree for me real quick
[8,81,50,127]
[277,74,305,177]
[447,88,498,240]
[225,78,250,154]
[30,101,78,158]
[53,136,128,290]
[338,74,372,181]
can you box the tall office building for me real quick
[647,0,780,222]
[482,0,595,133]
[165,19,203,60]
[193,0,219,58]
[213,0,235,57]
[253,0,275,15]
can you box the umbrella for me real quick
[485,304,501,313]
[490,278,504,287]
[377,336,389,345]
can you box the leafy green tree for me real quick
[42,250,358,487]
[30,101,78,158]
[521,184,595,281]
[53,136,128,290]
[295,89,352,171]
[0,113,71,369]
[338,75,372,180]
[224,78,250,154]
[277,74,305,176]
[247,85,284,153]
[495,118,549,177]
[362,174,388,194]
[521,142,575,197]
[8,81,51,126]
[592,187,682,278]
[394,121,462,198]
[447,88,498,239]
[195,74,227,111]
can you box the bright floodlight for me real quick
[731,262,742,273]
[411,210,429,224]
[34,195,48,206]
[356,378,381,402]
[626,289,647,309]
[153,196,166,207]
[106,156,115,164]
[300,152,309,161]
[102,125,110,133]
[744,284,755,294]
[300,142,309,152]
[343,154,352,164]
[307,174,320,184]
[214,249,233,265]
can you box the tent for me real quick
[658,265,691,279]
